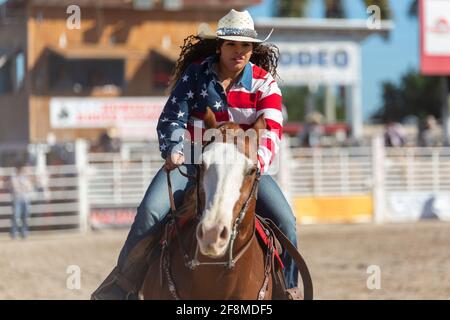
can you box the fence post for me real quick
[277,135,292,204]
[75,139,89,233]
[372,135,386,224]
[35,144,50,201]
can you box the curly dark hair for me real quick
[167,35,280,93]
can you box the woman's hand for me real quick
[165,152,185,171]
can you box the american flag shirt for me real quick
[156,54,283,174]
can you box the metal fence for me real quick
[385,147,450,192]
[2,136,450,234]
[87,152,164,208]
[0,164,81,234]
[288,146,373,196]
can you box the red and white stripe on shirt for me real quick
[188,63,283,174]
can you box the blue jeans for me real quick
[118,164,298,289]
[11,198,30,239]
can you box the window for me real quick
[0,50,24,95]
[48,53,125,94]
[15,51,25,90]
[0,54,12,95]
[151,50,175,92]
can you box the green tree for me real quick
[325,0,345,18]
[276,0,391,19]
[408,0,418,17]
[364,0,391,19]
[276,0,309,17]
[372,70,444,123]
[281,86,309,121]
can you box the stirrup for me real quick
[286,287,303,300]
[91,267,140,300]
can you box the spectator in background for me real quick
[7,162,35,239]
[299,111,324,148]
[418,115,443,147]
[384,121,406,147]
[96,128,121,153]
[281,104,288,125]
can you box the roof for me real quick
[255,17,394,40]
[4,0,260,9]
[31,0,132,8]
[48,44,182,62]
[47,44,146,59]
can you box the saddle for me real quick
[91,185,313,300]
[255,215,313,300]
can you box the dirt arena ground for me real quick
[1,220,449,300]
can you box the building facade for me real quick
[0,0,259,145]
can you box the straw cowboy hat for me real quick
[197,9,273,43]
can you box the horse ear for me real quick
[253,114,266,135]
[204,107,217,129]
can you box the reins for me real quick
[161,163,261,299]
[164,164,260,269]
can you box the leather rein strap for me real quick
[264,219,314,300]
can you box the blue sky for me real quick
[249,0,419,121]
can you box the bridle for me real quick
[161,135,263,299]
[185,165,260,270]
[164,161,260,270]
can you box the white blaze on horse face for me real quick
[198,142,254,257]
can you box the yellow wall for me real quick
[292,195,373,224]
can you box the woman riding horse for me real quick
[92,9,298,299]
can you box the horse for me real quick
[139,108,309,300]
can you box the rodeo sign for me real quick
[276,42,360,86]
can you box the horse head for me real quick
[195,108,266,258]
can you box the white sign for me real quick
[163,0,183,10]
[386,192,450,222]
[424,0,450,56]
[50,97,167,140]
[133,0,155,10]
[276,42,360,86]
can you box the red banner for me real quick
[420,0,450,75]
[90,208,136,229]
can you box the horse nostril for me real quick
[219,226,229,240]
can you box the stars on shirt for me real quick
[160,144,167,151]
[171,122,179,127]
[182,75,189,82]
[171,96,177,104]
[177,110,185,118]
[200,89,208,98]
[186,90,194,99]
[159,133,166,140]
[213,101,222,110]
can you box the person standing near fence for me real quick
[8,162,34,239]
